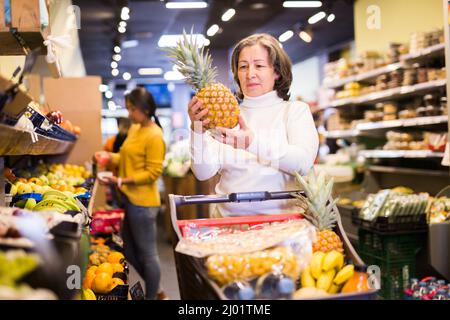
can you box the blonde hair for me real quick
[231,33,293,100]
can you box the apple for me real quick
[17,183,33,195]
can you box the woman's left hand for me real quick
[99,175,119,185]
[213,115,254,150]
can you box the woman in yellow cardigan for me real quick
[95,87,166,300]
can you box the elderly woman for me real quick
[189,33,319,217]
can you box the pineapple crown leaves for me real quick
[292,170,339,231]
[162,29,218,90]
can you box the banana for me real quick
[300,267,316,288]
[316,269,336,292]
[33,199,70,213]
[328,283,342,294]
[14,199,28,208]
[43,190,69,199]
[310,251,326,279]
[81,288,96,300]
[43,195,80,211]
[322,250,344,272]
[33,204,67,213]
[333,264,354,285]
[25,198,37,210]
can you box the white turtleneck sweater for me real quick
[190,90,319,217]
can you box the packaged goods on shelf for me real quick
[427,196,450,224]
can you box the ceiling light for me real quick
[283,1,322,8]
[119,21,127,28]
[113,54,122,61]
[203,38,210,46]
[121,7,130,20]
[250,3,268,10]
[206,24,220,37]
[138,68,163,76]
[122,40,139,48]
[121,7,130,15]
[299,30,312,43]
[114,46,121,53]
[278,30,294,42]
[165,1,208,9]
[164,70,185,81]
[111,61,118,69]
[308,11,326,24]
[105,90,113,99]
[118,26,127,33]
[221,8,236,22]
[112,69,119,77]
[327,14,335,22]
[123,72,131,81]
[99,84,109,92]
[158,34,207,47]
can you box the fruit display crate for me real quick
[351,210,428,234]
[169,191,378,300]
[357,229,427,299]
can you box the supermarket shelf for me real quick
[368,165,450,177]
[400,43,446,62]
[0,124,74,156]
[323,62,404,89]
[358,150,444,158]
[321,79,447,110]
[323,129,360,139]
[356,115,448,131]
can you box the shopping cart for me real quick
[169,190,378,300]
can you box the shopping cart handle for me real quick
[173,190,303,206]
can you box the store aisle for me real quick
[127,218,180,300]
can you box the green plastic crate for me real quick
[358,229,426,300]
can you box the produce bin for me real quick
[169,190,378,300]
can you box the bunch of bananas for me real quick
[301,250,354,294]
[31,190,81,213]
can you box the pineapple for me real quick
[293,170,344,253]
[164,31,239,129]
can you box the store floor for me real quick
[127,217,181,300]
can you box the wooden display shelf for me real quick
[0,123,74,156]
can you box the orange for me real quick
[112,263,124,273]
[110,278,125,291]
[96,262,114,277]
[86,266,98,276]
[83,273,95,290]
[92,272,112,294]
[107,252,125,264]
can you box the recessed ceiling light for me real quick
[138,68,163,76]
[105,90,113,99]
[108,100,116,109]
[123,72,131,80]
[111,61,118,69]
[283,1,322,8]
[299,30,312,43]
[112,69,119,76]
[203,38,210,46]
[327,14,335,22]
[121,7,130,20]
[99,84,109,92]
[158,34,207,47]
[165,1,208,9]
[207,24,220,37]
[164,70,185,81]
[278,30,294,42]
[308,11,326,24]
[221,8,236,22]
[122,40,139,48]
[114,46,121,53]
[119,21,127,28]
[113,54,122,61]
[250,3,267,10]
[118,26,127,33]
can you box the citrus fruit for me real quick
[110,278,125,291]
[112,263,124,273]
[96,262,114,277]
[92,272,112,294]
[107,252,125,264]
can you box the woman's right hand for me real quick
[188,96,210,133]
[94,151,112,166]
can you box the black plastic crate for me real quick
[352,210,428,234]
[96,284,129,300]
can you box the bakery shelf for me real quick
[323,129,361,139]
[400,43,446,63]
[357,115,448,131]
[368,165,450,177]
[320,79,447,110]
[322,44,445,90]
[0,123,74,156]
[323,62,404,89]
[358,150,444,159]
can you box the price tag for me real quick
[112,233,123,248]
[130,281,145,300]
